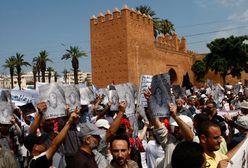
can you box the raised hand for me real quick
[37,102,47,114]
[119,101,127,113]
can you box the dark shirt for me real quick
[178,107,193,119]
[29,152,52,168]
[71,149,98,168]
[228,133,246,150]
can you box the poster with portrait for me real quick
[108,89,119,111]
[39,84,66,119]
[62,85,80,112]
[207,79,214,89]
[172,85,185,99]
[79,86,95,105]
[137,75,152,108]
[0,89,11,102]
[96,88,109,105]
[115,83,136,117]
[233,84,241,95]
[0,101,14,124]
[150,73,172,117]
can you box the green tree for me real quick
[61,46,87,84]
[158,19,175,35]
[191,60,208,82]
[62,69,68,84]
[32,56,41,82]
[47,67,54,83]
[3,56,16,89]
[13,53,31,90]
[204,35,248,85]
[32,58,38,89]
[37,50,53,83]
[136,5,175,38]
[136,5,160,38]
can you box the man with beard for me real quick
[71,122,103,168]
[107,134,138,168]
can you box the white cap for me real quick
[95,119,110,129]
[170,115,193,129]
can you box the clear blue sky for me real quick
[1,0,248,75]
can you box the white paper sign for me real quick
[39,84,66,119]
[62,85,81,112]
[0,102,14,124]
[137,75,152,108]
[227,138,248,168]
[150,73,172,117]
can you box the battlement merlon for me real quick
[90,5,153,26]
[155,34,187,52]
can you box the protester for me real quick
[71,122,103,168]
[107,134,138,168]
[171,141,205,168]
[24,107,79,168]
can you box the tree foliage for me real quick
[191,35,248,85]
[136,5,175,38]
[62,46,87,84]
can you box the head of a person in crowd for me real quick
[40,118,56,133]
[0,124,10,136]
[175,99,185,111]
[24,132,50,156]
[171,141,205,168]
[193,113,209,135]
[95,119,110,131]
[117,117,133,137]
[234,115,248,133]
[188,96,196,106]
[197,121,222,153]
[78,122,103,152]
[204,100,217,119]
[240,100,248,115]
[170,115,193,141]
[0,148,19,168]
[109,134,131,167]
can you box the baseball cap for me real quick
[78,122,104,138]
[170,115,193,129]
[240,101,248,110]
[235,115,248,130]
[95,119,110,129]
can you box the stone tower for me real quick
[91,5,197,87]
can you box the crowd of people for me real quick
[0,82,248,168]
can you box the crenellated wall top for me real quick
[90,4,153,25]
[155,33,189,53]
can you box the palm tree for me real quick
[32,58,38,89]
[158,19,175,35]
[13,53,31,90]
[62,69,68,84]
[47,67,54,83]
[3,56,16,89]
[136,5,159,38]
[37,50,53,83]
[61,46,87,84]
[33,56,41,82]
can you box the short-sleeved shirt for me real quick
[205,151,228,168]
[71,149,98,168]
[29,152,52,168]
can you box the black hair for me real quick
[109,134,130,149]
[172,141,205,168]
[196,121,219,138]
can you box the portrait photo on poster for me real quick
[39,84,66,119]
[150,73,172,117]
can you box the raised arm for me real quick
[46,107,79,160]
[169,103,194,141]
[105,101,126,142]
[28,102,47,134]
[96,101,112,121]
